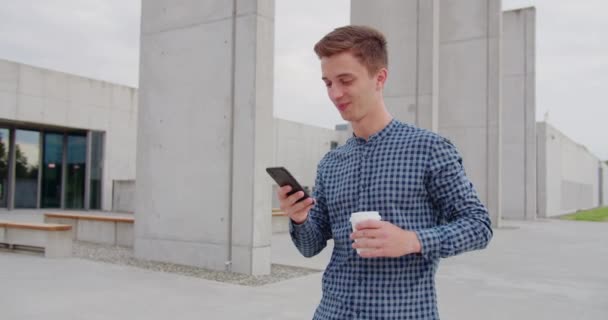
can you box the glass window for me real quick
[15,130,40,208]
[65,135,86,209]
[89,131,104,210]
[41,132,64,208]
[0,128,9,208]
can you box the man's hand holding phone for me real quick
[277,185,315,224]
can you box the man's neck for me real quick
[351,108,393,140]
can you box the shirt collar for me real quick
[351,118,398,144]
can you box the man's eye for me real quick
[341,79,353,85]
[324,82,332,88]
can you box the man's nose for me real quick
[329,86,344,100]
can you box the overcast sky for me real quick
[0,0,606,159]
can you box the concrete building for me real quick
[501,7,536,220]
[0,58,137,212]
[536,122,606,217]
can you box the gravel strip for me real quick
[73,241,321,286]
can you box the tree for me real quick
[14,145,38,179]
[0,139,7,180]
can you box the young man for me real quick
[277,25,493,319]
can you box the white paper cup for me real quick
[350,211,381,254]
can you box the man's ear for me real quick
[376,68,388,90]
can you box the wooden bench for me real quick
[44,212,134,247]
[272,208,290,233]
[272,208,287,216]
[0,221,72,258]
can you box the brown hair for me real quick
[314,25,388,75]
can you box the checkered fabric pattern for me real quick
[290,119,493,319]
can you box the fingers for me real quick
[285,197,314,225]
[277,186,306,204]
[289,197,315,214]
[349,221,388,258]
[279,192,306,210]
[350,225,383,240]
[276,185,292,200]
[352,238,382,250]
[352,238,387,258]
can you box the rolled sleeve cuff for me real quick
[289,216,311,235]
[415,228,442,260]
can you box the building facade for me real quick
[536,122,607,217]
[0,59,137,211]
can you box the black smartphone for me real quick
[266,167,311,203]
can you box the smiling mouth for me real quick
[337,103,350,111]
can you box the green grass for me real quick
[561,207,608,222]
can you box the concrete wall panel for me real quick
[136,0,274,275]
[0,91,17,119]
[502,143,525,215]
[230,7,275,275]
[112,180,135,213]
[440,0,488,41]
[383,96,417,126]
[501,8,536,220]
[141,0,231,34]
[137,20,233,242]
[439,0,502,226]
[439,39,489,128]
[0,59,19,93]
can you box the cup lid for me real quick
[350,211,381,220]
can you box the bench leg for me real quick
[45,231,73,258]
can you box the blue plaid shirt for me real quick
[290,119,493,319]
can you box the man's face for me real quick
[321,51,385,122]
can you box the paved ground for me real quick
[1,210,607,319]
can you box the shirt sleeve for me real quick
[289,160,332,258]
[415,137,493,260]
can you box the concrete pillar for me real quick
[438,0,502,227]
[501,7,536,220]
[135,0,274,275]
[600,162,608,206]
[351,0,439,132]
